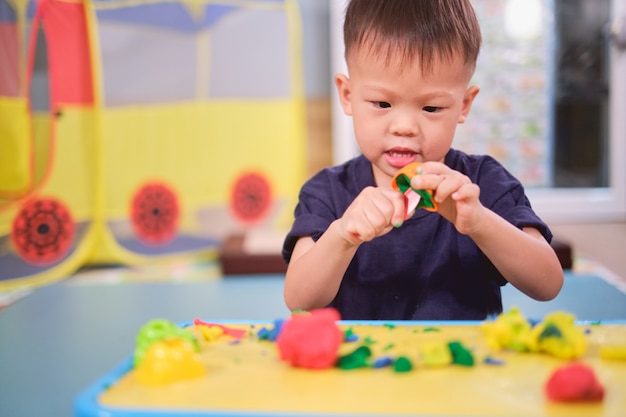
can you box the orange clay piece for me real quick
[391,162,438,214]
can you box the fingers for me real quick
[451,182,480,202]
[341,187,405,243]
[409,163,472,205]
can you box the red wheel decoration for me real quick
[131,182,179,245]
[230,172,273,225]
[11,198,75,265]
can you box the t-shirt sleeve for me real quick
[282,173,339,263]
[477,157,553,244]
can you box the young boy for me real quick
[282,0,563,320]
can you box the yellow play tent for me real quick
[0,0,307,291]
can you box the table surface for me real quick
[1,272,625,417]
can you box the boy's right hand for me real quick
[338,186,407,245]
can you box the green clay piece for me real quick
[394,174,437,211]
[337,345,372,370]
[395,174,412,193]
[344,327,360,342]
[423,327,441,332]
[383,343,395,351]
[363,336,376,345]
[448,341,474,367]
[539,323,563,340]
[133,319,199,366]
[393,356,413,373]
[384,323,396,330]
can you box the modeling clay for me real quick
[482,307,532,351]
[422,327,441,332]
[257,319,284,341]
[134,319,199,366]
[483,356,506,366]
[276,308,343,369]
[421,341,453,367]
[393,356,413,373]
[391,162,438,217]
[196,325,224,342]
[448,341,474,366]
[135,338,205,385]
[599,344,626,361]
[337,345,372,370]
[372,356,394,368]
[527,311,587,359]
[545,363,605,402]
[193,318,248,339]
[344,328,359,342]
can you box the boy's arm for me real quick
[466,209,564,301]
[283,221,358,312]
[412,162,564,301]
[284,186,406,312]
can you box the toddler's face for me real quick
[335,48,479,187]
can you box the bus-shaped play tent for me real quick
[0,0,307,291]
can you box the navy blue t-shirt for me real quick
[282,149,552,320]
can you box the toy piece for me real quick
[338,345,372,370]
[193,318,248,339]
[372,356,394,368]
[482,308,587,359]
[545,363,605,402]
[344,327,359,342]
[483,356,506,365]
[257,319,285,341]
[421,341,453,367]
[482,307,532,351]
[196,324,224,342]
[448,341,475,367]
[391,162,438,217]
[599,344,626,361]
[393,356,413,373]
[135,338,205,385]
[527,311,587,360]
[134,319,199,366]
[276,308,343,369]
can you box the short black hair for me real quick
[343,0,482,73]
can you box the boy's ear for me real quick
[334,73,353,116]
[458,85,480,124]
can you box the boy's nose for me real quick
[390,111,419,137]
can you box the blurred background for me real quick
[0,0,625,296]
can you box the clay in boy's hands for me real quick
[391,162,438,218]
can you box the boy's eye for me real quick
[423,106,440,113]
[374,101,391,109]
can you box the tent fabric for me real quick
[34,0,93,105]
[0,0,306,292]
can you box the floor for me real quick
[550,221,626,285]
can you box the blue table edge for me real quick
[74,319,626,417]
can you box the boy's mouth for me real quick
[385,150,417,168]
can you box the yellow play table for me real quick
[75,320,626,417]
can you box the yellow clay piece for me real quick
[135,338,206,385]
[527,311,587,360]
[482,308,587,360]
[600,345,626,361]
[482,307,531,351]
[196,325,225,342]
[420,341,453,367]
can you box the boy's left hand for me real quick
[409,161,486,235]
